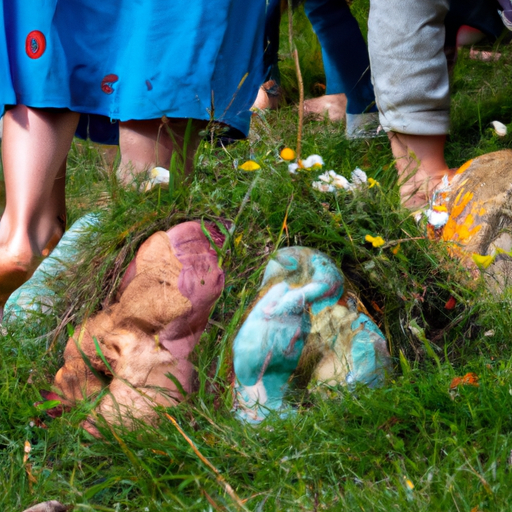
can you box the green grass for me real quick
[2,2,512,510]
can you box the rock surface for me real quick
[51,221,225,432]
[22,502,69,512]
[233,247,391,423]
[431,150,512,288]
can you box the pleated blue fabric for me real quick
[1,1,266,137]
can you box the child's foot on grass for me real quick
[252,80,281,110]
[0,247,43,311]
[399,167,458,209]
[0,216,64,311]
[303,93,347,122]
[389,131,452,209]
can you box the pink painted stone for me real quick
[51,221,224,432]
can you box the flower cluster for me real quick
[312,167,379,193]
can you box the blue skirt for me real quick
[0,1,266,139]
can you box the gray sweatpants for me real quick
[368,0,450,135]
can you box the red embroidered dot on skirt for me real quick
[25,31,46,59]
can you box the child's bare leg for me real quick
[0,106,79,305]
[117,118,204,186]
[43,159,68,255]
[389,132,455,209]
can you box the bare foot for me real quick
[469,49,501,62]
[82,418,102,438]
[389,132,451,209]
[0,247,42,308]
[303,93,347,122]
[399,167,457,209]
[0,217,63,309]
[252,80,281,110]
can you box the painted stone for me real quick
[21,502,68,512]
[233,247,391,423]
[51,221,225,434]
[428,150,512,287]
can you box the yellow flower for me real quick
[391,243,401,255]
[472,253,495,269]
[280,147,296,161]
[365,234,385,248]
[368,177,380,188]
[234,233,243,247]
[239,160,261,171]
[404,477,414,490]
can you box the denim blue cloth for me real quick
[446,0,504,47]
[304,0,376,115]
[1,1,266,138]
[263,0,376,116]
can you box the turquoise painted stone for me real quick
[233,247,391,423]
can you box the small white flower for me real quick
[288,163,300,174]
[351,167,367,186]
[425,208,449,228]
[317,171,333,183]
[145,166,170,191]
[315,170,353,191]
[491,120,508,137]
[300,154,324,169]
[331,171,352,190]
[312,181,336,192]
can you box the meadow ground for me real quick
[2,3,512,511]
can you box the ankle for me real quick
[0,244,43,306]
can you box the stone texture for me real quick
[232,247,390,423]
[432,150,512,288]
[52,221,224,433]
